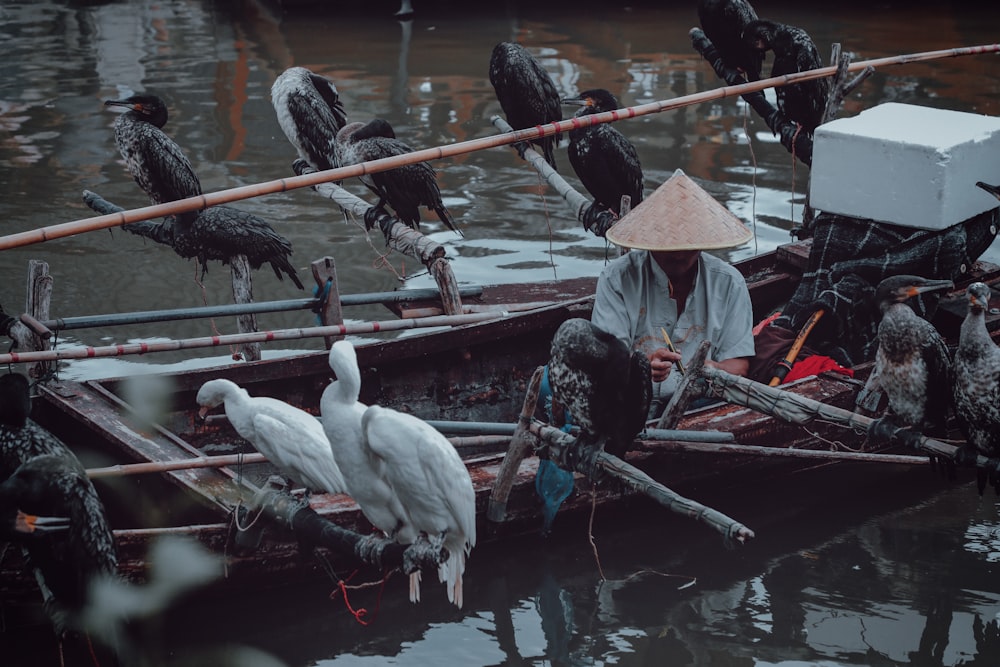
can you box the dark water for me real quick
[2,1,1000,665]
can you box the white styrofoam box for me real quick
[809,103,1000,230]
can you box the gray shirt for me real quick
[591,250,755,407]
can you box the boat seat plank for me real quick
[36,380,244,517]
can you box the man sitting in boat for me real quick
[591,169,756,418]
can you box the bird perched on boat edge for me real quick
[335,118,461,236]
[561,88,644,219]
[271,66,348,172]
[546,318,652,460]
[360,404,476,608]
[697,0,764,81]
[857,275,954,438]
[489,41,563,170]
[196,379,346,497]
[103,95,304,289]
[0,373,118,636]
[105,94,203,227]
[742,19,830,134]
[951,280,1000,494]
[320,340,416,544]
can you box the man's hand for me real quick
[649,347,682,383]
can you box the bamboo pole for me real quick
[37,286,484,331]
[86,435,513,479]
[0,309,518,365]
[1,44,995,252]
[644,439,930,465]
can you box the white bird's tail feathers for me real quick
[407,536,472,608]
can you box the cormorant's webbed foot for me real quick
[512,140,530,161]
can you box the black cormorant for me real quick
[489,41,563,170]
[697,0,764,81]
[547,318,651,459]
[335,119,461,235]
[952,281,1000,493]
[118,204,305,288]
[103,95,304,288]
[742,19,830,134]
[561,89,644,217]
[271,66,348,172]
[0,373,117,634]
[859,275,953,437]
[105,94,202,226]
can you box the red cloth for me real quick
[784,353,854,383]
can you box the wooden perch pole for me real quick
[250,487,441,574]
[82,190,263,360]
[490,116,618,237]
[2,43,994,251]
[488,366,545,523]
[296,163,463,315]
[529,421,754,545]
[700,366,995,472]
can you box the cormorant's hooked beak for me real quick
[560,96,593,108]
[976,181,1000,201]
[908,279,954,298]
[15,510,70,534]
[104,99,137,113]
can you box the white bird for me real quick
[270,66,347,172]
[361,403,477,608]
[195,379,346,496]
[320,340,414,542]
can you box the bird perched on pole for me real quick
[103,94,303,288]
[335,118,461,236]
[951,280,1000,494]
[360,404,476,608]
[489,41,563,170]
[195,378,346,497]
[320,340,415,544]
[561,88,644,219]
[271,66,348,172]
[857,275,953,437]
[547,318,651,460]
[742,18,830,134]
[697,0,764,81]
[105,94,202,227]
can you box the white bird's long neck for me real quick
[222,386,252,433]
[328,356,362,404]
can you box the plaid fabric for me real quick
[771,208,999,365]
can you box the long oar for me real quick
[1,43,996,252]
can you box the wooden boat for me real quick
[4,234,1000,610]
[2,41,999,617]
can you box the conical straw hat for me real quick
[605,169,752,251]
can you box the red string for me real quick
[337,579,370,626]
[328,568,390,626]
